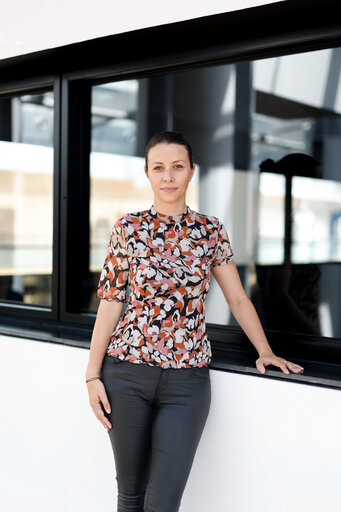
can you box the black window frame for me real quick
[0,75,61,323]
[0,0,341,389]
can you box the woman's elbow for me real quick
[226,291,250,311]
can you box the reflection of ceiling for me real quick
[255,91,340,120]
[254,49,341,114]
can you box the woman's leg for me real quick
[144,366,211,512]
[101,357,160,512]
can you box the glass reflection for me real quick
[0,92,54,306]
[256,154,324,336]
[255,152,341,337]
[292,175,341,263]
[252,48,341,338]
[89,79,200,311]
[87,46,341,338]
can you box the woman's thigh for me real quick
[145,366,211,512]
[100,357,159,494]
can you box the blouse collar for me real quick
[148,204,192,225]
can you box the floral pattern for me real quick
[97,204,235,368]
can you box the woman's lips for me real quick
[162,187,177,191]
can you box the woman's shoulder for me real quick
[112,208,149,226]
[191,207,221,228]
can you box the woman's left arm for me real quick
[211,262,304,375]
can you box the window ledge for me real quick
[210,356,341,391]
[1,322,340,391]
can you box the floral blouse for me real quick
[96,204,235,368]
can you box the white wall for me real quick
[1,334,339,512]
[0,0,282,61]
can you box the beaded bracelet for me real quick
[86,376,101,383]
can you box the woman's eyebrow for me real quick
[151,160,185,165]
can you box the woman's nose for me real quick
[163,168,175,180]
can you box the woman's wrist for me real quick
[252,339,275,358]
[250,334,275,358]
[86,376,101,384]
[257,349,275,357]
[257,345,275,357]
[86,367,101,380]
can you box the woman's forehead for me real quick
[148,143,189,162]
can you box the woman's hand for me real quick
[256,353,304,375]
[86,379,112,431]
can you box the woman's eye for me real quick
[175,165,183,169]
[153,166,163,171]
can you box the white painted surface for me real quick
[1,334,340,512]
[0,0,283,61]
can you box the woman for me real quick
[86,131,304,512]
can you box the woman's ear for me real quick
[144,166,149,179]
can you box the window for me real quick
[85,47,341,341]
[1,20,340,382]
[0,91,54,306]
[87,76,201,312]
[252,48,341,338]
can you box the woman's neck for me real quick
[152,201,187,217]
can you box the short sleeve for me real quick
[96,220,129,302]
[211,220,235,267]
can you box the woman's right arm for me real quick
[85,298,125,431]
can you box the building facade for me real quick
[0,1,340,511]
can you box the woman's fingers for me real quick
[277,360,290,375]
[276,358,304,374]
[87,381,112,431]
[256,355,304,375]
[285,360,304,374]
[93,398,112,431]
[255,359,267,374]
[99,387,111,414]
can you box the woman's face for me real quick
[144,143,195,205]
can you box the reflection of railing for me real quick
[0,243,117,275]
[256,237,341,264]
[291,238,341,264]
[0,244,52,275]
[256,237,284,265]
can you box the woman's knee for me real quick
[144,488,181,512]
[117,489,146,512]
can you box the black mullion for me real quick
[51,75,62,322]
[234,62,253,172]
[60,78,92,325]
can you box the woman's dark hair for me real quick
[145,131,194,169]
[259,153,322,178]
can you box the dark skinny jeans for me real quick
[100,354,211,512]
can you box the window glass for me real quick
[0,91,54,306]
[252,48,341,338]
[291,176,341,264]
[88,78,200,311]
[88,47,341,339]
